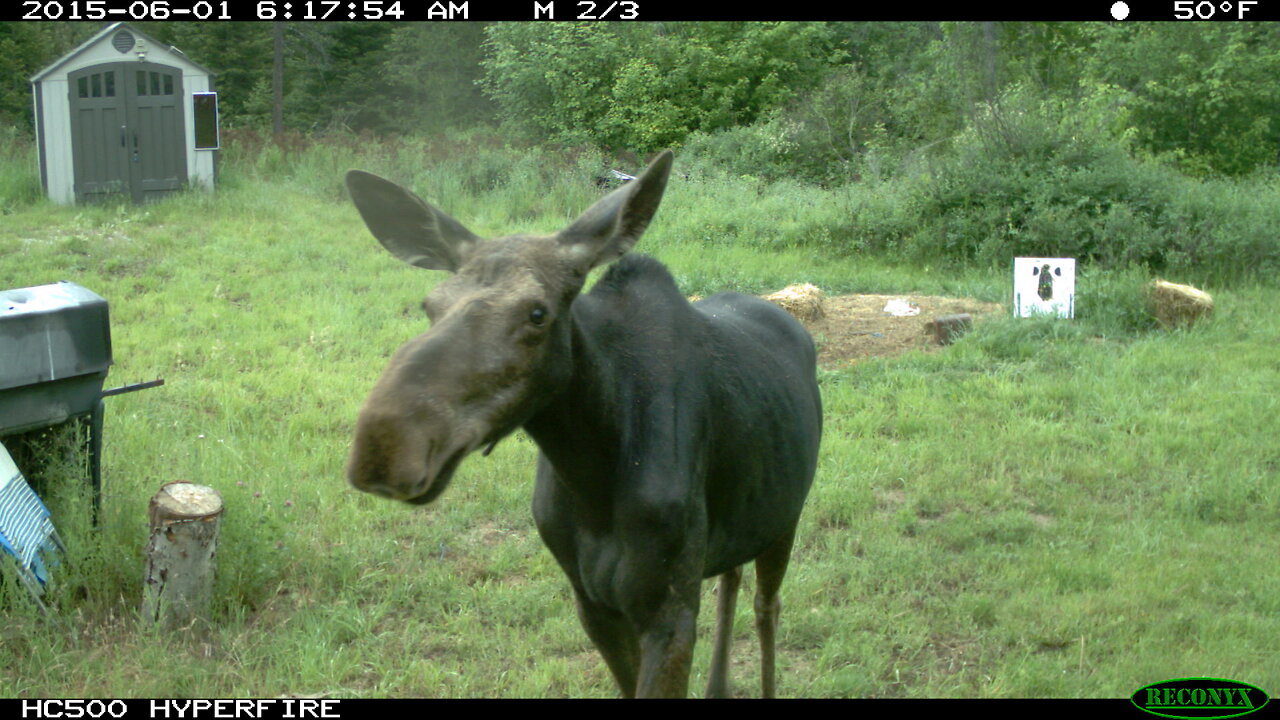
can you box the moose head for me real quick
[344,152,674,505]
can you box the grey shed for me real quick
[30,22,217,205]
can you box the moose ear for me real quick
[345,170,480,272]
[559,150,673,271]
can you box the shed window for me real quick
[136,71,147,96]
[75,72,116,99]
[163,74,173,95]
[150,72,160,96]
[193,92,220,150]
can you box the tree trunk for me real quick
[272,22,285,141]
[980,22,999,104]
[141,482,223,629]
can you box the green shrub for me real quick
[0,126,41,213]
[679,117,805,184]
[901,85,1167,264]
[1159,177,1280,285]
[480,23,840,154]
[882,85,1280,284]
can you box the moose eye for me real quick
[529,306,548,325]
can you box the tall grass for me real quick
[0,127,42,214]
[0,134,1276,697]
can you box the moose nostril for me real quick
[347,443,433,498]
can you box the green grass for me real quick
[0,136,1277,698]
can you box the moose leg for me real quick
[574,591,641,697]
[634,598,699,698]
[753,528,797,699]
[705,565,743,698]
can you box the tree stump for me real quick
[141,482,223,628]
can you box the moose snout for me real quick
[347,453,419,503]
[346,409,434,498]
[346,402,477,505]
[346,460,426,500]
[346,325,494,505]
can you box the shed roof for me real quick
[30,22,214,83]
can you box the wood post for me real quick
[141,482,223,628]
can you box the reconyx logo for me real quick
[1132,678,1271,719]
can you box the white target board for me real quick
[1013,257,1075,318]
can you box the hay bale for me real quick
[763,283,826,322]
[1148,280,1213,328]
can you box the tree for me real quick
[1084,23,1280,176]
[378,23,494,134]
[480,22,842,153]
[0,23,97,131]
[143,21,274,126]
[272,22,284,139]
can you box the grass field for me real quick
[0,138,1277,698]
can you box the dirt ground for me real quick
[790,292,1006,368]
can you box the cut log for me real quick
[924,313,973,345]
[141,482,223,628]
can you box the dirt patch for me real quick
[464,520,526,548]
[792,292,1005,368]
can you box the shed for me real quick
[30,22,218,205]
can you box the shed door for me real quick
[127,64,187,202]
[69,63,187,204]
[68,65,128,202]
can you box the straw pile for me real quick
[763,283,826,322]
[1148,280,1214,328]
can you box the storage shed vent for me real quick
[112,30,135,54]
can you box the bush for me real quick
[886,84,1280,283]
[679,78,1280,286]
[901,85,1174,265]
[480,23,840,154]
[1159,177,1280,285]
[679,117,806,183]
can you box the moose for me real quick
[344,151,823,698]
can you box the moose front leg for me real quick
[622,544,703,696]
[573,590,641,697]
[634,594,700,698]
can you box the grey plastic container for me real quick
[0,281,112,435]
